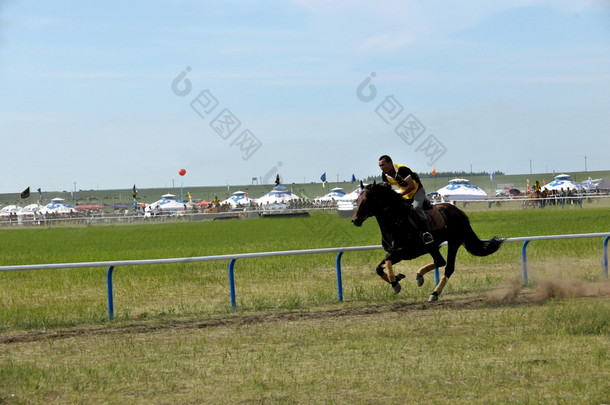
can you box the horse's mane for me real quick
[365,182,405,206]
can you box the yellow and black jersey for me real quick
[381,164,423,199]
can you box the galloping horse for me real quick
[523,189,549,208]
[352,182,503,302]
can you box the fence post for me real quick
[106,266,115,320]
[521,240,530,284]
[602,236,610,278]
[228,259,237,308]
[335,252,344,302]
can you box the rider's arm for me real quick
[400,176,416,196]
[396,166,416,196]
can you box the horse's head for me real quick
[351,181,395,227]
[351,184,373,227]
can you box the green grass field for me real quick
[1,208,609,404]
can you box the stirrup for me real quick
[422,232,434,245]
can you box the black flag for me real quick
[274,174,280,186]
[132,184,138,199]
[20,187,30,199]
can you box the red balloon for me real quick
[178,168,186,176]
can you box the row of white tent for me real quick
[145,185,361,213]
[0,198,77,217]
[1,175,596,217]
[427,174,588,201]
[154,184,337,212]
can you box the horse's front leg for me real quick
[376,258,405,294]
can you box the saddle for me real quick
[424,206,445,231]
[402,198,446,231]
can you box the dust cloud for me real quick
[485,277,610,304]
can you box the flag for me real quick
[489,172,494,182]
[351,174,356,183]
[274,174,280,186]
[132,184,138,199]
[431,167,437,176]
[526,178,530,192]
[20,187,30,199]
[320,172,326,188]
[588,177,593,189]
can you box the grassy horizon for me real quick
[2,169,609,207]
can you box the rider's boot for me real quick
[418,217,434,245]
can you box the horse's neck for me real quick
[374,201,413,231]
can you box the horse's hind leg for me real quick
[428,242,458,302]
[417,249,447,287]
[416,263,436,287]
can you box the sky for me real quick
[1,0,609,193]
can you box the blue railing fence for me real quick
[1,233,608,320]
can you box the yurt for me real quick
[336,186,365,217]
[315,187,346,203]
[437,179,488,201]
[581,178,610,193]
[146,194,189,214]
[340,186,364,202]
[38,198,77,215]
[542,174,582,192]
[0,205,23,217]
[221,191,253,208]
[256,185,300,206]
[19,204,43,217]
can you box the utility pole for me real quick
[584,155,588,173]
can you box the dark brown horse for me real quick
[352,182,503,301]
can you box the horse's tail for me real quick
[458,213,504,256]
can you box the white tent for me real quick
[542,174,582,192]
[221,191,253,208]
[581,178,610,192]
[336,186,366,216]
[437,179,488,201]
[146,194,190,214]
[0,205,23,217]
[19,204,43,217]
[337,186,365,203]
[256,185,300,206]
[39,198,77,215]
[315,187,346,202]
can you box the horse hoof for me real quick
[395,273,405,282]
[428,294,439,302]
[416,274,424,287]
[391,282,402,294]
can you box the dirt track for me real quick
[0,294,524,345]
[3,277,609,345]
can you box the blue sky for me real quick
[1,0,609,193]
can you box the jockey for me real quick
[534,180,541,198]
[378,155,434,245]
